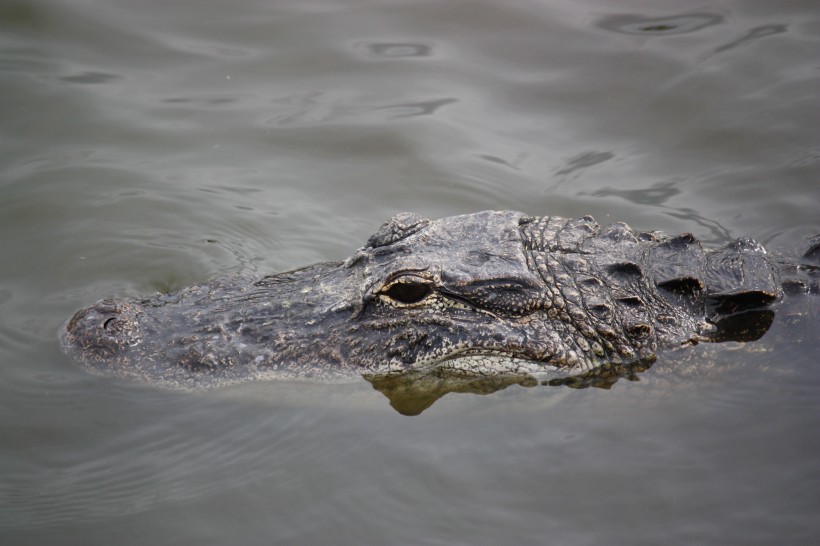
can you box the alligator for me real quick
[62,210,819,400]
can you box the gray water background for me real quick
[1,0,819,544]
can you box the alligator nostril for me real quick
[63,299,144,361]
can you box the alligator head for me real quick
[62,210,788,396]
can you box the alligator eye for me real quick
[382,281,432,305]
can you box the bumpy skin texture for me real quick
[62,211,811,389]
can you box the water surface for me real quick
[1,0,819,544]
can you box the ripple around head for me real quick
[0,380,376,530]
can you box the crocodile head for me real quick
[62,210,780,389]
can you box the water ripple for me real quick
[376,97,457,119]
[0,383,361,529]
[555,151,615,176]
[359,42,434,58]
[712,24,788,54]
[59,71,122,84]
[597,13,724,36]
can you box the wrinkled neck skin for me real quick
[63,210,803,400]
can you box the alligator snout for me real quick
[63,299,143,361]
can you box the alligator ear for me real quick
[366,212,431,249]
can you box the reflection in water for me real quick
[588,180,680,206]
[367,309,775,415]
[59,71,121,84]
[786,149,820,168]
[362,42,433,58]
[267,91,334,126]
[712,24,788,54]
[555,150,614,176]
[377,97,457,119]
[478,154,522,171]
[707,309,775,343]
[663,209,733,243]
[597,13,724,36]
[366,360,651,416]
[163,95,241,106]
[588,179,736,242]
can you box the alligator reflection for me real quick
[365,309,775,415]
[365,360,651,416]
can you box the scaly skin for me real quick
[61,211,817,389]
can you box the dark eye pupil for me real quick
[384,282,431,304]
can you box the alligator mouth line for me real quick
[402,348,572,379]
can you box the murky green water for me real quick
[1,0,819,544]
